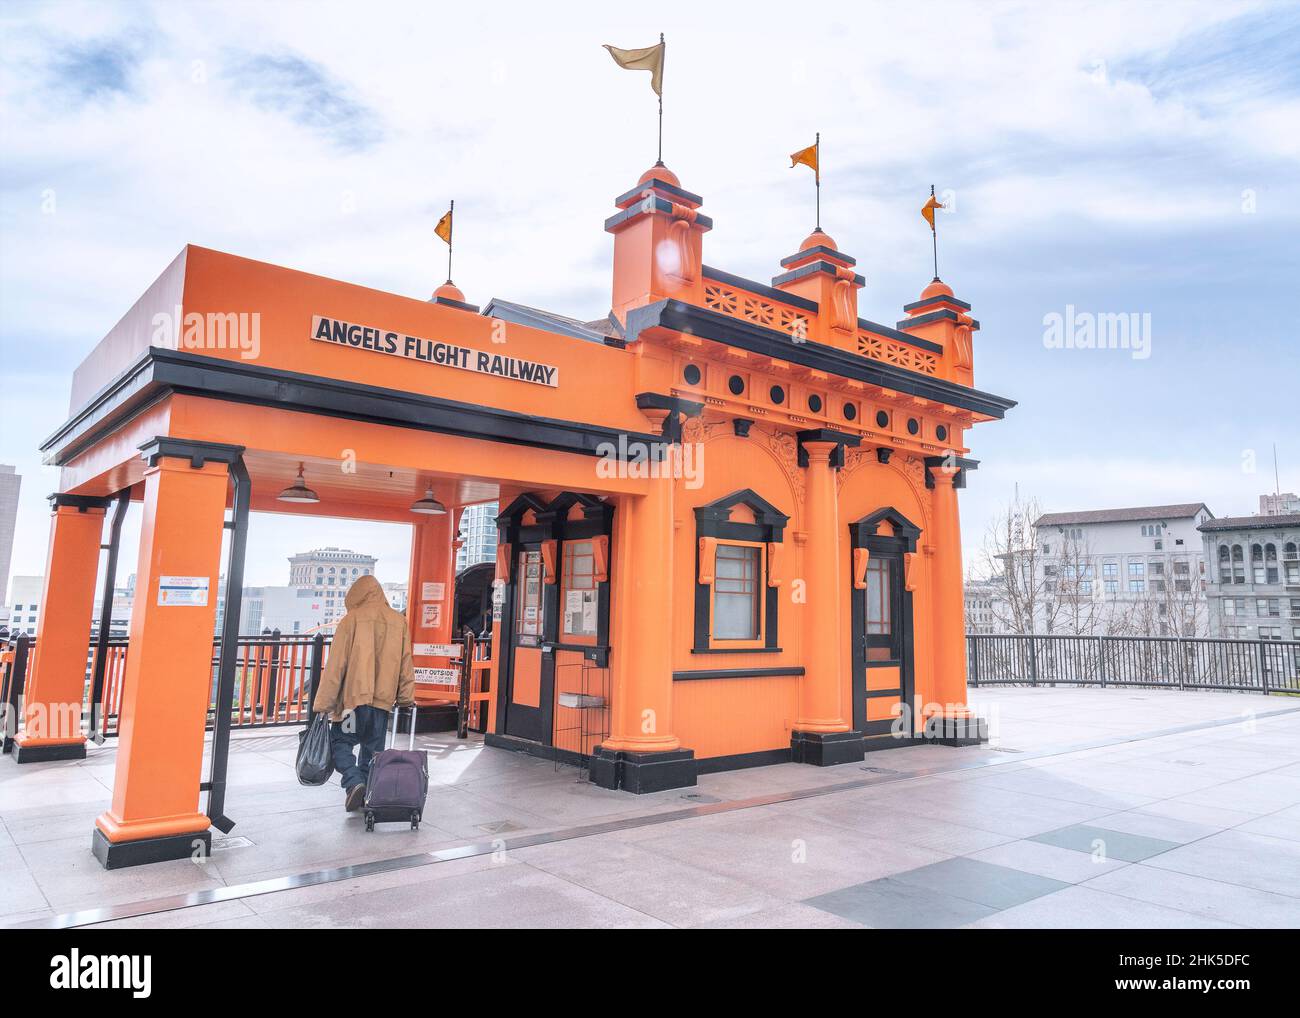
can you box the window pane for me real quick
[713,545,760,640]
[866,559,891,635]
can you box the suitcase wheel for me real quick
[364,812,375,832]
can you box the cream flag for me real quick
[603,40,665,97]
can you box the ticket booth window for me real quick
[714,543,761,640]
[561,540,598,638]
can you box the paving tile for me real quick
[888,856,1071,910]
[692,901,867,929]
[967,839,1128,883]
[515,837,785,927]
[965,885,1242,929]
[1082,864,1300,928]
[1087,809,1224,844]
[1142,829,1300,898]
[805,876,997,929]
[1030,823,1181,862]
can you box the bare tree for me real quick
[976,492,1054,636]
[1042,531,1105,636]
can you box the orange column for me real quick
[407,511,456,709]
[596,419,695,792]
[93,455,229,867]
[927,469,984,742]
[13,498,106,763]
[791,437,864,765]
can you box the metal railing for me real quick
[1,631,333,749]
[967,634,1300,695]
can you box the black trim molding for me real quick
[625,300,1016,420]
[40,348,667,468]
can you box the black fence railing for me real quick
[967,634,1300,695]
[0,631,333,750]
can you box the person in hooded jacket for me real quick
[312,574,416,812]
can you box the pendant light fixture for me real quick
[277,462,320,504]
[409,483,447,515]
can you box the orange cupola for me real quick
[898,276,977,385]
[606,162,712,323]
[771,226,864,351]
[430,279,478,313]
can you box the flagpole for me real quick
[815,132,821,231]
[657,33,665,165]
[929,184,938,279]
[447,199,454,283]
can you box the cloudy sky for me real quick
[1,0,1297,594]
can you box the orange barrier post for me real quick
[791,433,864,765]
[13,497,108,763]
[93,452,230,867]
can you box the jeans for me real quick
[329,705,389,791]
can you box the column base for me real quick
[12,738,87,764]
[923,713,989,746]
[589,746,697,793]
[92,827,211,870]
[790,729,866,766]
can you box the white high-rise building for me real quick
[456,503,498,573]
[0,465,21,606]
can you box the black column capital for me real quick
[796,428,860,469]
[47,492,114,512]
[138,437,247,469]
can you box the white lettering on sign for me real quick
[311,315,559,387]
[158,576,209,607]
[414,643,462,658]
[421,581,445,601]
[415,667,459,687]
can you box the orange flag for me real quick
[921,194,945,230]
[434,208,453,246]
[790,142,819,180]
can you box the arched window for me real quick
[1232,545,1243,561]
[1251,543,1263,561]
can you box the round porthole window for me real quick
[907,418,920,435]
[728,375,745,396]
[808,394,823,413]
[769,385,785,405]
[936,424,948,442]
[844,403,857,421]
[875,410,889,428]
[683,364,701,385]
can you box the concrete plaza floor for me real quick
[2,686,1298,929]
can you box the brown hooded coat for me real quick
[311,574,415,720]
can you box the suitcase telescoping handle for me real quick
[388,704,417,750]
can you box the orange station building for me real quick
[20,162,1014,868]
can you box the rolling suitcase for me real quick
[363,705,428,831]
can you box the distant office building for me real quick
[455,502,499,572]
[0,465,20,606]
[1260,492,1300,517]
[7,575,45,636]
[963,577,1003,635]
[241,585,331,636]
[1199,511,1300,641]
[381,582,408,613]
[287,547,377,624]
[1033,503,1214,637]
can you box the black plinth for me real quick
[92,827,212,870]
[12,740,87,764]
[588,746,697,793]
[790,729,866,766]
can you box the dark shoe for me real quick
[345,784,366,813]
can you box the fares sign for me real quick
[310,315,559,387]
